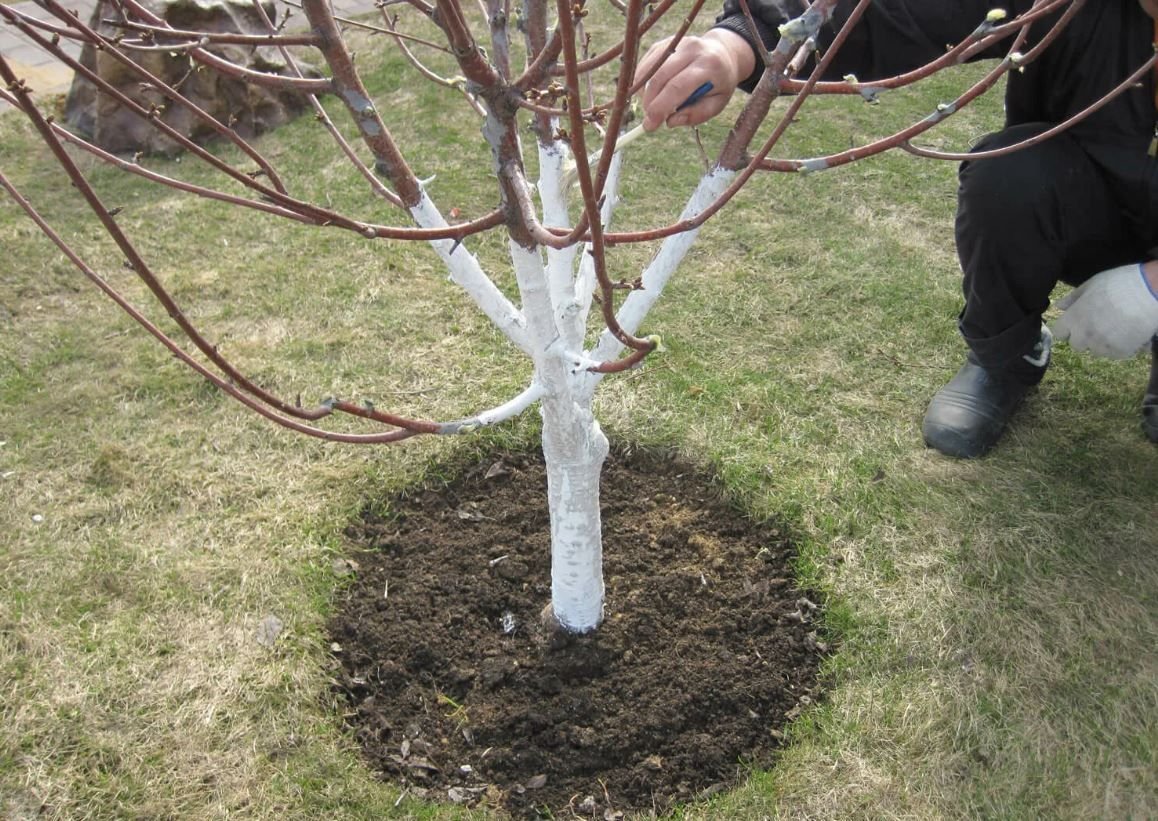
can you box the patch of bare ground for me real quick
[329,446,827,818]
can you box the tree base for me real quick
[330,445,827,818]
[538,602,594,649]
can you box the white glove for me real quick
[1051,263,1158,359]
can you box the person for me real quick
[636,0,1158,457]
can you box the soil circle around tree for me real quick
[329,445,828,818]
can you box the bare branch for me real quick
[106,0,333,93]
[301,0,423,205]
[279,0,447,46]
[758,0,1083,173]
[901,51,1156,161]
[554,0,653,359]
[484,0,512,79]
[5,0,1104,436]
[102,17,322,46]
[380,9,487,117]
[246,0,406,208]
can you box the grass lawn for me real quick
[2,12,1156,820]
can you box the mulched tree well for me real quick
[329,445,828,818]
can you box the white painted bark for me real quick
[540,403,608,632]
[576,152,625,331]
[509,237,607,631]
[584,167,736,398]
[538,141,584,353]
[430,151,727,633]
[450,382,545,431]
[409,193,533,356]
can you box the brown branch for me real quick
[757,0,1081,173]
[5,0,1103,413]
[594,0,866,245]
[102,18,322,46]
[555,0,652,356]
[717,0,847,169]
[301,0,423,206]
[521,0,555,141]
[106,0,332,94]
[600,0,1070,245]
[513,0,681,91]
[278,0,447,47]
[247,0,407,208]
[775,0,1073,97]
[0,87,331,220]
[555,0,681,75]
[0,48,502,238]
[900,51,1156,161]
[484,0,513,80]
[433,0,542,246]
[0,4,96,41]
[434,0,503,87]
[380,9,487,117]
[0,169,426,443]
[736,0,775,68]
[0,58,442,437]
[590,0,644,197]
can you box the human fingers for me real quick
[635,37,677,91]
[643,47,738,131]
[638,38,706,130]
[665,89,733,128]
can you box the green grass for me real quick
[2,11,1157,821]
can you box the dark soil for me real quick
[329,445,827,819]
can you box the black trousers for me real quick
[954,123,1156,377]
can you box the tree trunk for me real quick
[509,236,609,634]
[541,396,609,633]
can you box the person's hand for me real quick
[636,30,755,132]
[1051,262,1158,359]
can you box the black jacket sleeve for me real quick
[713,0,1037,91]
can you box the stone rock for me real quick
[63,0,319,154]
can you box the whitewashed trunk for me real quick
[541,398,609,633]
[483,149,727,634]
[509,234,609,633]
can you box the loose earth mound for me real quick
[329,445,827,818]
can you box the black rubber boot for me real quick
[922,360,1039,458]
[1143,335,1158,445]
[923,326,1051,458]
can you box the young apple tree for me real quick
[0,0,1112,633]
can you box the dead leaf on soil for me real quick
[455,504,490,521]
[526,773,548,789]
[447,786,484,804]
[392,755,439,775]
[484,460,510,479]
